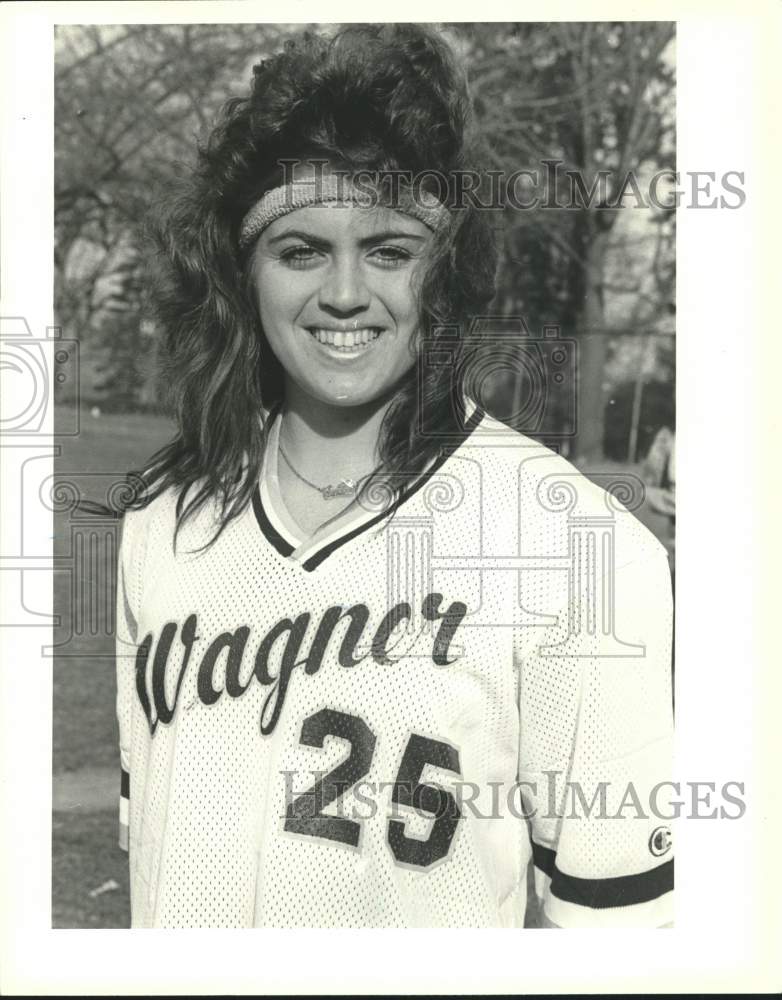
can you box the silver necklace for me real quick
[278,439,371,501]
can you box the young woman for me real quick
[116,23,674,928]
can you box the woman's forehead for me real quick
[260,202,432,242]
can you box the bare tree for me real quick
[458,21,675,460]
[54,23,297,408]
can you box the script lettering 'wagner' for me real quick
[134,593,467,736]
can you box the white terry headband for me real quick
[239,174,448,249]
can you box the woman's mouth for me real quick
[307,327,384,354]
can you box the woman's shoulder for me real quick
[466,411,668,566]
[463,409,586,487]
[118,486,181,571]
[120,483,179,535]
[119,481,216,552]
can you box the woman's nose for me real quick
[317,256,371,314]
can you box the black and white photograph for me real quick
[1,0,779,994]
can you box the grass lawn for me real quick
[52,810,131,928]
[53,407,175,773]
[53,407,173,929]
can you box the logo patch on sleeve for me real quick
[649,825,673,857]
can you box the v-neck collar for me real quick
[252,400,485,572]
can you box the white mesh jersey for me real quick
[116,406,674,928]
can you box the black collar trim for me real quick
[251,486,295,557]
[253,406,485,571]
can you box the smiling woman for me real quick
[132,24,497,548]
[254,200,429,406]
[114,23,674,930]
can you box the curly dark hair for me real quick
[129,22,498,543]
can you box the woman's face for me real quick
[251,202,433,409]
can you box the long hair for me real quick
[128,23,498,544]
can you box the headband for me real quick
[238,174,448,249]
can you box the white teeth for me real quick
[309,328,382,349]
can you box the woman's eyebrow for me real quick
[358,229,427,245]
[266,228,427,246]
[266,229,327,246]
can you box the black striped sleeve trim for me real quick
[532,840,673,909]
[119,766,130,851]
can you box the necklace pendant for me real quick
[322,479,357,500]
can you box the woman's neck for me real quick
[277,381,393,481]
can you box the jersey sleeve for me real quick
[516,520,674,928]
[115,508,144,852]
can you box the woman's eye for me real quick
[370,245,412,267]
[280,245,321,267]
